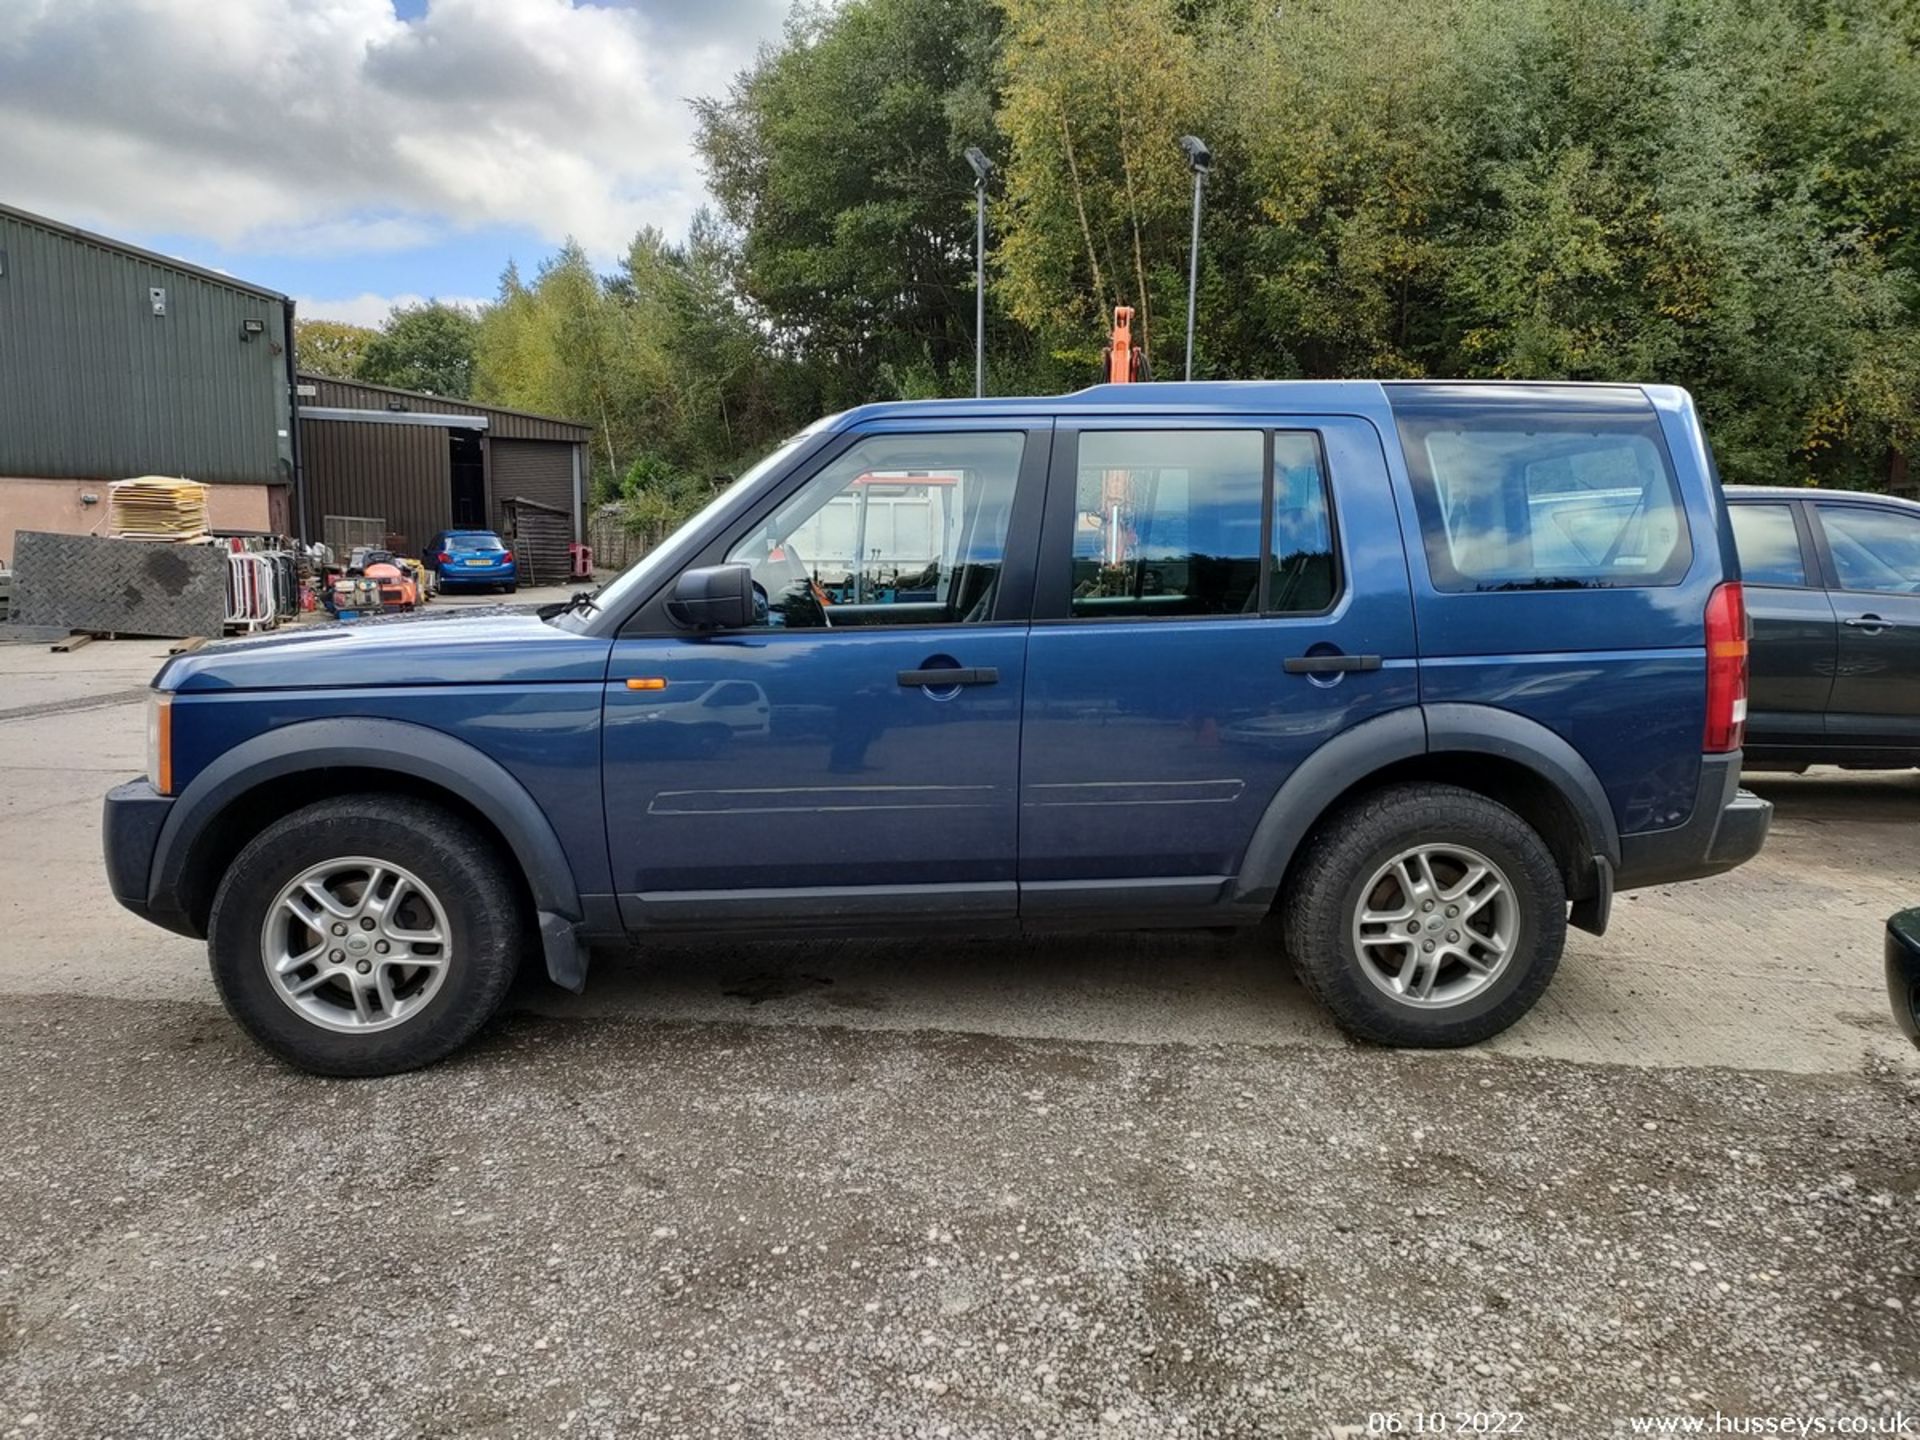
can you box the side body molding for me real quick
[149,717,590,988]
[1231,704,1622,916]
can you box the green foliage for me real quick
[473,245,630,479]
[472,0,1919,498]
[355,301,480,398]
[693,0,1021,406]
[1201,0,1920,484]
[293,318,377,379]
[997,0,1210,374]
[472,222,801,501]
[616,453,715,537]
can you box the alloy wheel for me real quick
[1350,842,1519,1009]
[260,857,453,1033]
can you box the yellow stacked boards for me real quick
[109,477,210,542]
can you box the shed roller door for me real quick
[491,439,574,582]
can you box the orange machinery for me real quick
[1102,305,1152,384]
[361,562,420,612]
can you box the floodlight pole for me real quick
[1178,135,1212,382]
[965,147,995,398]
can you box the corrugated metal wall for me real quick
[300,418,452,558]
[300,374,591,444]
[0,205,292,484]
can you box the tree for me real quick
[482,0,1920,499]
[1210,0,1465,378]
[996,0,1213,375]
[694,0,1015,405]
[293,318,377,379]
[615,213,802,475]
[356,301,481,398]
[617,452,715,540]
[472,244,631,486]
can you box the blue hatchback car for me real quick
[423,529,517,592]
[105,381,1770,1074]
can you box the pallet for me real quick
[50,632,95,653]
[166,636,207,655]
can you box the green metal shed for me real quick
[0,202,295,487]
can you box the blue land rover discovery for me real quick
[104,381,1770,1075]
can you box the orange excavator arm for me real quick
[1102,306,1152,384]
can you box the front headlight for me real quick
[146,692,173,796]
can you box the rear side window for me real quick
[1068,429,1336,618]
[1728,504,1807,587]
[1391,387,1691,592]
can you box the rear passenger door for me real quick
[1809,500,1920,754]
[1726,499,1837,759]
[1016,417,1417,920]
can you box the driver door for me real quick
[602,421,1049,930]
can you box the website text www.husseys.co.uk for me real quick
[1626,1414,1914,1436]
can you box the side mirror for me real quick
[668,563,757,631]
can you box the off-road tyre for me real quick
[207,794,524,1076]
[1280,782,1566,1047]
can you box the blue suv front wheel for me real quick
[206,794,525,1075]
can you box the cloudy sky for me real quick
[0,0,790,324]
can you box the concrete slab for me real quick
[0,636,173,715]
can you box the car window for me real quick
[1067,430,1336,619]
[1391,391,1691,592]
[1270,434,1338,614]
[1817,505,1920,595]
[1728,504,1807,587]
[451,534,504,552]
[726,431,1025,628]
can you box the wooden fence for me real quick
[587,505,666,574]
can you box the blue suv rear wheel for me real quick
[1282,783,1566,1046]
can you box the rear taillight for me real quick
[437,551,452,564]
[1704,581,1748,753]
[501,550,513,565]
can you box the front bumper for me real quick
[1887,909,1920,1049]
[1615,753,1772,891]
[102,777,197,936]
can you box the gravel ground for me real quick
[2,995,1915,1440]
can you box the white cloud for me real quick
[294,293,489,327]
[0,0,787,261]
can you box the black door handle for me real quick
[898,666,999,688]
[1284,654,1383,675]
